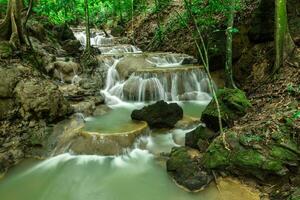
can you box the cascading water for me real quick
[0,29,259,200]
[102,57,213,104]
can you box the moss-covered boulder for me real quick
[202,131,299,178]
[185,125,218,152]
[166,147,212,191]
[201,88,251,131]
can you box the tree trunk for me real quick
[84,0,91,52]
[225,0,237,88]
[273,0,296,72]
[0,0,26,47]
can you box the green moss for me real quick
[233,149,264,168]
[270,146,298,161]
[202,139,230,169]
[262,159,284,172]
[289,188,300,200]
[167,147,191,169]
[201,88,251,131]
[239,133,264,146]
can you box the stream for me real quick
[0,29,260,200]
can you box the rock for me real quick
[0,99,17,120]
[111,25,124,37]
[248,0,274,43]
[0,67,23,98]
[53,24,76,42]
[0,41,13,58]
[62,39,82,55]
[185,125,218,152]
[202,131,299,178]
[181,57,198,65]
[15,79,72,122]
[27,20,47,42]
[166,147,213,191]
[116,55,155,79]
[72,100,96,116]
[233,42,274,84]
[131,100,183,129]
[201,88,251,131]
[49,61,81,83]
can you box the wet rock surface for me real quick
[116,55,155,79]
[166,147,212,191]
[131,100,183,129]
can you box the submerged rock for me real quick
[201,88,251,131]
[167,147,212,191]
[131,100,183,129]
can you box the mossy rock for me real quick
[233,149,264,168]
[201,88,251,131]
[202,138,231,169]
[289,188,300,200]
[185,125,218,150]
[202,132,295,176]
[270,146,299,162]
[0,41,13,59]
[167,147,212,191]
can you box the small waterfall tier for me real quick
[103,53,213,102]
[73,28,116,47]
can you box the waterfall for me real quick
[73,29,214,105]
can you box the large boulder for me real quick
[15,79,72,122]
[202,132,299,178]
[167,147,213,191]
[201,88,251,131]
[131,100,183,129]
[116,55,155,79]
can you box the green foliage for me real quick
[32,0,148,25]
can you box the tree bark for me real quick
[273,0,296,72]
[0,0,26,47]
[225,0,237,88]
[84,0,91,52]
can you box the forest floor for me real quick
[236,63,300,199]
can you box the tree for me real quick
[0,0,26,47]
[225,0,237,88]
[84,0,91,52]
[273,0,297,73]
